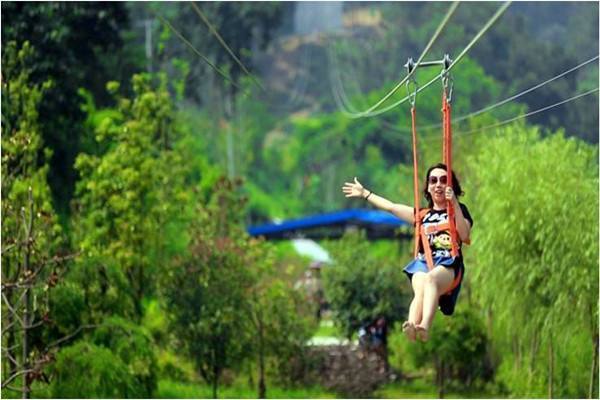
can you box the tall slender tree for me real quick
[1,41,66,398]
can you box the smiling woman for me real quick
[342,162,473,342]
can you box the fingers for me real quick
[342,177,362,198]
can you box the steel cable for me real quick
[336,1,460,118]
[190,2,266,92]
[418,87,599,140]
[418,54,599,132]
[352,1,512,119]
[155,14,242,90]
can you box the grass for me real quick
[314,319,344,338]
[376,378,499,399]
[155,379,337,399]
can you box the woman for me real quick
[341,163,473,342]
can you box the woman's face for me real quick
[427,168,447,206]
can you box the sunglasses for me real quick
[428,175,448,185]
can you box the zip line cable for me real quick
[418,87,599,141]
[190,2,266,92]
[351,1,512,119]
[334,6,386,112]
[338,1,460,118]
[327,43,414,144]
[384,54,600,133]
[155,13,242,91]
[420,54,599,131]
[458,87,599,136]
[327,40,363,113]
[445,2,511,75]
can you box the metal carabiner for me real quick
[406,78,418,107]
[441,70,454,103]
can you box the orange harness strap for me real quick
[417,209,463,294]
[441,90,461,293]
[442,91,460,259]
[408,81,464,295]
[410,106,422,260]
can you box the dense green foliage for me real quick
[49,341,137,398]
[1,3,139,215]
[322,232,409,340]
[1,41,66,396]
[1,2,598,399]
[467,125,599,397]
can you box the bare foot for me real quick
[415,325,429,342]
[402,321,416,342]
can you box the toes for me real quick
[415,325,429,342]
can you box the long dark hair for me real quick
[423,163,464,208]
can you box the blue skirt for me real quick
[403,255,464,316]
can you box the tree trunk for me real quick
[212,353,219,399]
[22,195,34,399]
[22,285,31,399]
[513,335,521,370]
[135,248,145,320]
[438,359,445,399]
[4,287,17,380]
[548,336,553,399]
[258,319,266,399]
[529,331,539,387]
[589,333,599,399]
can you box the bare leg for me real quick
[416,266,455,341]
[403,272,427,341]
[408,272,427,326]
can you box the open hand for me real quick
[342,177,366,198]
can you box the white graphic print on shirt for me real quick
[421,210,453,258]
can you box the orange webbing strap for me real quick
[420,230,435,270]
[411,106,421,259]
[442,91,459,258]
[418,210,461,293]
[446,267,462,293]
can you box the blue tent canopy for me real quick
[247,208,411,240]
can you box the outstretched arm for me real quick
[342,177,414,224]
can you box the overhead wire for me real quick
[352,1,512,119]
[385,54,600,133]
[336,1,460,118]
[330,5,386,113]
[456,87,599,137]
[155,13,242,91]
[190,2,266,92]
[415,87,599,141]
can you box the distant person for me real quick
[342,163,473,342]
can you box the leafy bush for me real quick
[49,341,136,398]
[91,317,158,397]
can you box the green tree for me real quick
[162,178,256,398]
[247,259,316,398]
[322,231,409,369]
[1,41,66,398]
[466,124,598,397]
[47,317,157,398]
[1,2,141,215]
[48,341,135,398]
[408,309,490,398]
[73,74,179,319]
[91,317,158,397]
